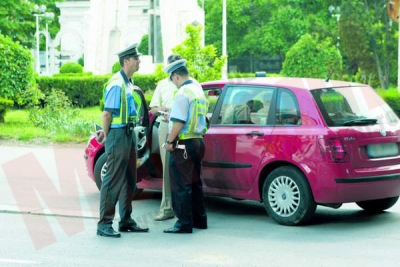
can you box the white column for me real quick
[35,15,40,74]
[221,0,228,79]
[45,23,49,75]
[398,4,400,92]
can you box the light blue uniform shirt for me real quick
[104,70,137,128]
[169,80,208,138]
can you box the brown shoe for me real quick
[154,213,174,221]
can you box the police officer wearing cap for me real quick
[96,43,149,238]
[149,54,183,222]
[162,59,209,234]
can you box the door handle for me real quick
[246,131,264,136]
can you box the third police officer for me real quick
[162,59,209,234]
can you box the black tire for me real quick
[262,166,316,226]
[93,152,143,199]
[356,196,399,213]
[94,153,107,191]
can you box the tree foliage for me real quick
[203,0,396,88]
[0,0,61,49]
[172,24,226,82]
[339,0,396,88]
[0,34,40,107]
[281,34,342,79]
[138,34,149,55]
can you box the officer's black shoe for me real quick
[193,223,207,229]
[163,226,192,234]
[119,224,149,233]
[97,227,121,238]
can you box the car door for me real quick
[133,88,151,183]
[201,85,277,200]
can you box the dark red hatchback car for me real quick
[84,77,400,225]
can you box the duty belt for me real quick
[126,121,135,135]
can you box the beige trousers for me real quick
[158,120,173,215]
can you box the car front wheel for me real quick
[356,196,399,213]
[262,166,316,226]
[93,152,143,198]
[94,153,107,190]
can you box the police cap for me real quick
[117,43,142,58]
[163,59,187,75]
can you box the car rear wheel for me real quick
[356,196,399,213]
[93,152,143,198]
[262,166,316,226]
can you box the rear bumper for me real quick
[335,173,400,183]
[310,162,400,204]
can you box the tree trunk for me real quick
[370,36,385,89]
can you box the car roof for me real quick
[201,77,367,91]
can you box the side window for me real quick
[276,89,300,126]
[252,89,274,125]
[216,86,275,125]
[203,88,221,120]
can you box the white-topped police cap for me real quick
[117,43,142,58]
[163,59,187,75]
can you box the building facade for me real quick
[54,0,204,75]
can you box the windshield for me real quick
[311,86,398,127]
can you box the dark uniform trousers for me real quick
[169,138,207,231]
[97,128,137,230]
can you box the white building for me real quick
[53,0,204,75]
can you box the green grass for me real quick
[0,106,103,144]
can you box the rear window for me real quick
[311,86,398,127]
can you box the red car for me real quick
[84,77,400,225]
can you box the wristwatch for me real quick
[166,140,173,145]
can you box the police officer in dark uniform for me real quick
[96,43,149,238]
[162,59,209,234]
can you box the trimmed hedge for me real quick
[37,73,158,107]
[377,88,400,117]
[59,62,84,74]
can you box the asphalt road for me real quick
[1,144,400,267]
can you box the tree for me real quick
[203,0,397,87]
[0,0,35,48]
[0,0,61,49]
[339,0,395,88]
[281,34,342,79]
[172,24,226,82]
[138,34,149,55]
[0,34,41,111]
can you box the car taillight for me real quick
[318,137,348,163]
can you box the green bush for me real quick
[0,97,14,122]
[138,34,149,55]
[281,34,342,79]
[38,75,109,107]
[154,64,168,83]
[112,61,121,74]
[0,34,38,106]
[78,56,84,67]
[29,89,93,136]
[377,88,400,117]
[52,72,93,77]
[59,62,84,74]
[37,73,157,108]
